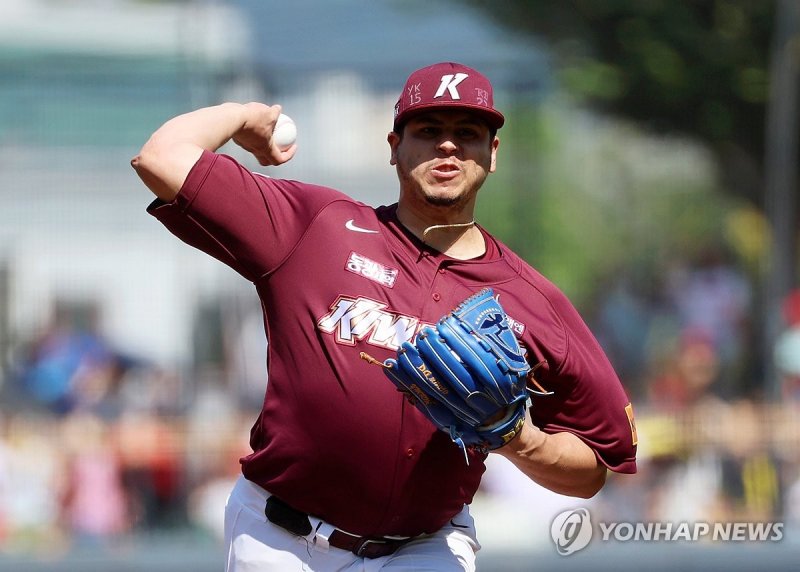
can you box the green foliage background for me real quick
[462,0,774,202]
[477,99,756,309]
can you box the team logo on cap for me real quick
[434,73,468,100]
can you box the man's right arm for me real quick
[131,102,296,202]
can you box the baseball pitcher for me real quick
[132,62,637,571]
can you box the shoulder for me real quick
[487,233,600,368]
[489,233,577,316]
[198,151,353,204]
[251,171,352,205]
[220,155,375,222]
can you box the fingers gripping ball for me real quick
[273,113,297,150]
[362,289,532,462]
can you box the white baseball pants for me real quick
[224,475,480,571]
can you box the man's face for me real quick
[388,110,498,212]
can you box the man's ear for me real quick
[489,135,499,173]
[387,131,400,166]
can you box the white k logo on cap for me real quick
[434,73,468,100]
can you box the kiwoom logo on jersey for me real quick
[550,508,785,556]
[317,296,429,350]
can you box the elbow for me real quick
[574,467,607,499]
[130,142,180,202]
[130,140,158,177]
[130,152,145,175]
[129,148,159,197]
[130,142,153,180]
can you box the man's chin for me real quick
[425,195,462,207]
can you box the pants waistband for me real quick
[263,494,413,559]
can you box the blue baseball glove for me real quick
[363,288,531,461]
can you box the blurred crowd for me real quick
[0,301,253,554]
[1,250,800,555]
[590,249,800,531]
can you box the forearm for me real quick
[494,420,607,498]
[131,102,293,202]
[148,102,250,153]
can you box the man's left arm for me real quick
[491,283,637,498]
[494,422,607,499]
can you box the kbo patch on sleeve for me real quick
[625,402,638,446]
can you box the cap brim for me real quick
[394,103,505,131]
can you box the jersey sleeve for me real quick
[147,150,345,282]
[528,292,638,475]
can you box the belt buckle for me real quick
[354,537,388,558]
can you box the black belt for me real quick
[264,495,413,559]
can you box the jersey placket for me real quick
[419,252,453,316]
[376,252,455,533]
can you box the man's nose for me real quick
[437,137,458,154]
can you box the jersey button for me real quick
[406,448,414,458]
[432,293,441,301]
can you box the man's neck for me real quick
[396,206,486,260]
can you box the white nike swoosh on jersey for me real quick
[345,219,379,234]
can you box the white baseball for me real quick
[273,113,297,150]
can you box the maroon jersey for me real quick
[148,151,637,537]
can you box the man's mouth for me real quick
[431,162,460,178]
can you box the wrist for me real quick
[496,419,546,457]
[221,102,250,130]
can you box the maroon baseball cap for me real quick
[393,62,505,131]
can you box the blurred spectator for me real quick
[115,412,187,531]
[666,245,752,396]
[593,271,660,399]
[774,289,800,401]
[12,301,117,415]
[59,412,129,545]
[715,400,782,521]
[648,328,722,409]
[636,329,731,521]
[0,414,66,553]
[186,415,250,541]
[116,365,185,416]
